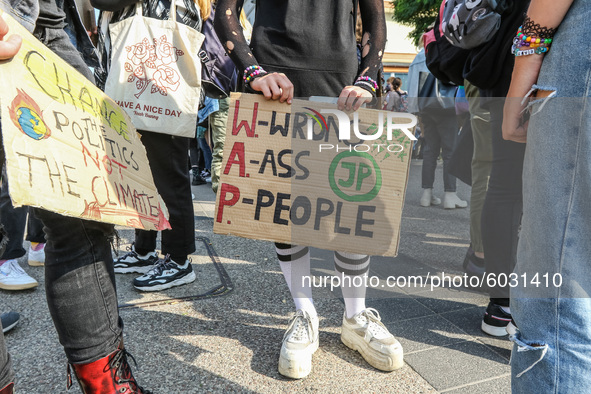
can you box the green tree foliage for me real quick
[391,0,441,47]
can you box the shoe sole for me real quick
[0,282,38,290]
[114,265,153,274]
[278,339,319,379]
[133,271,196,292]
[481,321,509,337]
[340,329,404,371]
[444,202,468,209]
[28,260,44,267]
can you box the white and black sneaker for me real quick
[481,302,512,336]
[133,255,195,292]
[114,245,159,274]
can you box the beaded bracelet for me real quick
[354,76,378,93]
[355,81,377,94]
[511,45,549,56]
[512,21,555,57]
[514,27,552,48]
[243,65,268,85]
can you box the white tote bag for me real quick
[105,2,204,137]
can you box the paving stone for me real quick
[404,340,511,392]
[441,307,513,361]
[441,374,511,394]
[385,314,473,355]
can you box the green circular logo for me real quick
[328,151,382,202]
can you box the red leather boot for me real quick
[67,347,151,393]
[0,383,13,393]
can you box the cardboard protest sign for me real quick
[0,11,170,231]
[214,93,415,257]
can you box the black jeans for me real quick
[0,170,45,260]
[35,209,122,363]
[420,109,459,192]
[134,131,196,263]
[481,100,525,301]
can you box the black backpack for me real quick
[424,0,471,86]
[199,7,238,98]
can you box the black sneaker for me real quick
[192,172,206,185]
[1,311,19,333]
[481,302,512,336]
[133,255,195,292]
[114,246,159,274]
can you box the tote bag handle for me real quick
[135,1,177,22]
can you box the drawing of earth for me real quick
[16,107,49,140]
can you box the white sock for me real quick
[276,244,317,318]
[334,252,370,319]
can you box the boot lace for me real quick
[109,348,152,394]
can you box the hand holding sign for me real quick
[0,14,21,59]
[0,11,170,231]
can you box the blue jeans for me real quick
[198,137,213,171]
[511,1,591,391]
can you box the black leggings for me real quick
[481,100,526,303]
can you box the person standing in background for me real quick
[93,0,210,292]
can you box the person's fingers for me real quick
[346,90,361,111]
[352,93,372,111]
[502,103,528,143]
[251,76,273,99]
[0,16,9,39]
[269,80,282,100]
[337,87,354,110]
[0,34,22,60]
[278,75,293,103]
[259,82,272,99]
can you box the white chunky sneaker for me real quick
[341,308,404,371]
[443,192,468,209]
[0,260,38,290]
[278,310,319,379]
[419,188,441,207]
[28,243,46,266]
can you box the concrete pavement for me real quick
[1,160,512,393]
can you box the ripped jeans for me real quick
[510,1,591,391]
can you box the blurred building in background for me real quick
[383,2,419,90]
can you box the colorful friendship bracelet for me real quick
[243,65,268,84]
[512,18,557,57]
[354,76,378,93]
[514,27,552,48]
